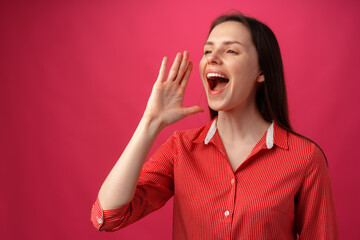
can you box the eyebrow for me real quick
[204,40,244,46]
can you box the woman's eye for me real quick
[227,49,238,54]
[204,50,212,55]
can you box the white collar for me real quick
[204,118,274,149]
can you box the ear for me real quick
[257,72,265,83]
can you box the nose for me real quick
[207,50,222,65]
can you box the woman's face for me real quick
[199,21,264,113]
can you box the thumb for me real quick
[182,106,205,118]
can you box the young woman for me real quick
[91,13,338,239]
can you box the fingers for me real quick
[156,51,191,86]
[174,51,189,83]
[156,57,168,83]
[166,52,183,82]
[182,106,205,118]
[166,51,191,83]
[180,61,193,89]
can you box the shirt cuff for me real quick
[90,197,129,231]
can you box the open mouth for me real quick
[207,72,229,91]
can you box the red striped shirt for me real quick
[91,118,338,239]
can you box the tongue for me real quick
[213,81,228,90]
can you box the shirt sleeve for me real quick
[90,135,177,232]
[295,143,339,239]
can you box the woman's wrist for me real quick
[140,113,165,136]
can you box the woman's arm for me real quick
[295,144,338,239]
[98,51,203,210]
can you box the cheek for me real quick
[233,58,259,80]
[245,53,261,76]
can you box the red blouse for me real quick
[91,119,338,239]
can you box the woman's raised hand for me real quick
[143,51,204,129]
[98,51,204,210]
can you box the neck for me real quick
[216,102,271,143]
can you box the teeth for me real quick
[207,72,228,79]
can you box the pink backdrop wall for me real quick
[1,0,359,239]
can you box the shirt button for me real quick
[97,217,103,224]
[224,210,230,217]
[231,178,235,184]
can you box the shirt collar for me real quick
[193,118,288,150]
[204,120,217,145]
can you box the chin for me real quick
[207,101,225,112]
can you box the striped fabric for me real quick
[91,118,338,239]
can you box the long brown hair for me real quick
[207,12,328,165]
[208,13,291,132]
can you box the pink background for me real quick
[1,0,359,239]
